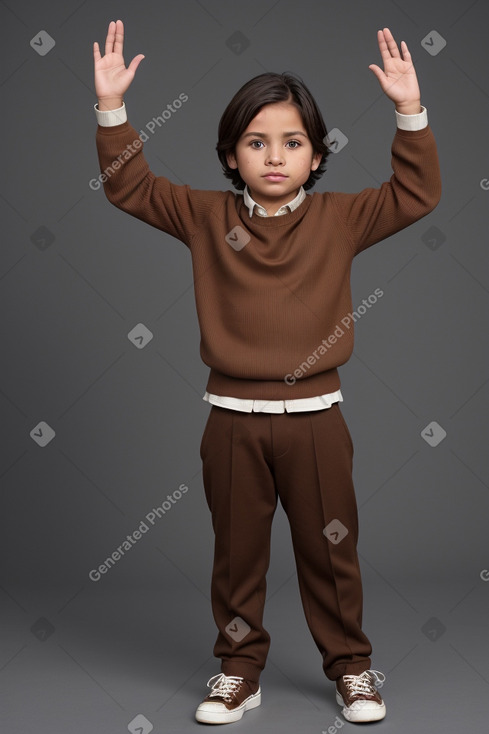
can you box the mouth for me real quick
[263,173,288,181]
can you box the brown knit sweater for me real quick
[95,120,441,400]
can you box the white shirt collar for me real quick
[242,185,306,218]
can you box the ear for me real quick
[226,150,238,169]
[310,151,322,171]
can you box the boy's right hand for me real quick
[93,19,144,110]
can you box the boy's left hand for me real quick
[369,28,421,115]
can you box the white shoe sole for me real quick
[336,691,386,722]
[195,688,261,724]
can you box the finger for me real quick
[400,39,412,61]
[383,27,401,58]
[376,29,391,63]
[128,54,145,75]
[368,63,386,84]
[113,18,124,56]
[105,20,115,57]
[93,41,101,63]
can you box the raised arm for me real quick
[93,20,223,246]
[330,27,441,255]
[93,19,145,110]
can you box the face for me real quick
[226,101,322,215]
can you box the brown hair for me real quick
[216,72,330,191]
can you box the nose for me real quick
[266,146,284,165]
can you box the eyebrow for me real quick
[241,131,308,139]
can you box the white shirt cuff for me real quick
[94,102,128,127]
[395,105,428,131]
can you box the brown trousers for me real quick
[200,403,372,683]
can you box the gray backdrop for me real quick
[1,1,488,732]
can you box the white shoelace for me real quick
[206,673,245,703]
[343,669,385,696]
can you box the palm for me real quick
[95,52,129,99]
[369,28,420,107]
[93,19,144,101]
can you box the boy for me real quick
[93,20,441,725]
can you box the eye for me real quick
[286,140,301,148]
[250,140,264,149]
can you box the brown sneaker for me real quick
[335,669,386,722]
[195,673,261,724]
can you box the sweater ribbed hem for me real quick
[205,367,341,401]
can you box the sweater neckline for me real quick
[238,191,313,227]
